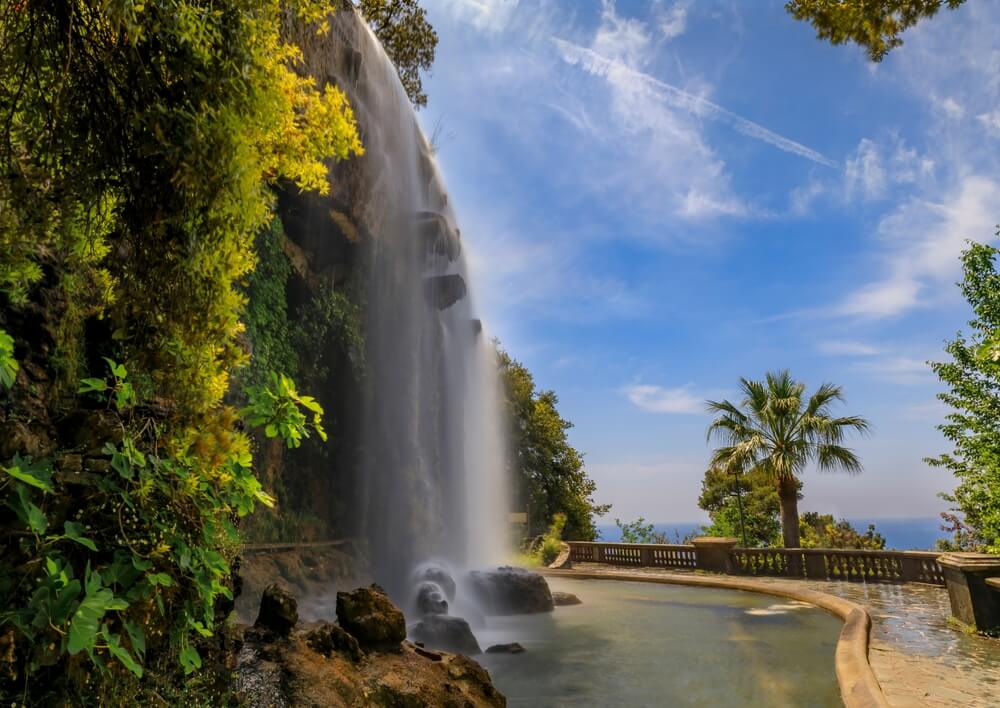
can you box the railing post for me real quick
[640,546,653,567]
[594,543,605,564]
[900,552,922,582]
[804,551,827,580]
[785,549,803,578]
[692,537,739,574]
[938,553,1000,632]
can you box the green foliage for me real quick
[927,241,1000,553]
[497,345,609,541]
[799,512,886,550]
[786,0,966,61]
[1,0,363,417]
[242,372,328,449]
[243,218,299,390]
[537,513,567,565]
[615,517,669,544]
[79,358,137,411]
[0,328,17,388]
[356,0,439,108]
[294,283,367,382]
[698,466,786,547]
[707,370,869,548]
[0,357,329,697]
[1,3,357,697]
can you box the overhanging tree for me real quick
[706,370,870,548]
[786,0,966,61]
[356,0,438,108]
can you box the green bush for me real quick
[537,513,567,566]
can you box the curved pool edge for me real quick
[541,569,888,708]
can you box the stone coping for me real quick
[542,568,888,708]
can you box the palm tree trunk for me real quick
[777,476,801,548]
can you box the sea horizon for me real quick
[595,516,949,551]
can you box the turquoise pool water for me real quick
[476,577,842,707]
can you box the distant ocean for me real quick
[595,517,948,551]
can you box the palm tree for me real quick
[705,370,869,548]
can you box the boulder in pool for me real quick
[552,591,582,606]
[415,580,449,616]
[466,566,554,615]
[409,614,481,655]
[412,562,458,601]
[336,584,406,650]
[485,643,525,654]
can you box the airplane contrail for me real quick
[553,37,839,169]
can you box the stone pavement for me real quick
[562,563,1000,707]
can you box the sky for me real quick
[414,0,1000,524]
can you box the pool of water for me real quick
[475,577,842,707]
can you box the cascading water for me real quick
[312,12,510,608]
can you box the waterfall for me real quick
[300,10,510,601]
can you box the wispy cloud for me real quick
[552,37,838,168]
[834,175,1000,318]
[853,356,933,385]
[817,340,882,356]
[844,136,933,201]
[622,383,706,414]
[654,0,689,40]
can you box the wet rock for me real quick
[408,615,481,655]
[467,567,554,615]
[255,583,298,636]
[552,591,582,606]
[424,274,467,310]
[304,622,363,662]
[0,420,55,459]
[336,584,406,650]
[84,457,110,473]
[56,453,83,475]
[485,643,525,654]
[68,409,123,455]
[415,211,461,261]
[412,563,457,601]
[415,581,449,616]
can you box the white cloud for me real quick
[977,110,1000,134]
[834,175,1000,318]
[844,136,933,201]
[655,0,688,40]
[817,340,882,356]
[853,356,933,385]
[845,139,887,200]
[934,95,965,120]
[435,0,521,32]
[593,0,651,66]
[622,384,706,414]
[789,179,825,216]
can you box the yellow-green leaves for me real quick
[0,329,17,388]
[241,372,328,449]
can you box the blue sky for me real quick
[415,0,1000,524]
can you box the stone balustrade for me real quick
[566,539,945,586]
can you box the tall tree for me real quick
[927,241,1000,553]
[356,0,438,108]
[706,371,869,548]
[786,0,966,61]
[698,465,789,547]
[497,346,609,540]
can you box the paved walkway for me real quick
[561,564,1000,707]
